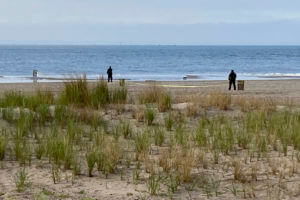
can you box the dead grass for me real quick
[1,82,300,199]
[158,149,172,173]
[138,85,163,104]
[232,158,247,183]
[175,91,231,110]
[208,90,231,110]
[138,86,171,113]
[233,95,277,112]
[132,106,145,122]
[185,103,198,117]
[179,150,195,182]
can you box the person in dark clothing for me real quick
[228,70,236,90]
[107,66,113,82]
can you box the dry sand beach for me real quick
[0,79,300,200]
[1,79,300,100]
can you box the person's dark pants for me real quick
[108,75,113,82]
[229,80,236,90]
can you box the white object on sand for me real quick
[183,75,199,80]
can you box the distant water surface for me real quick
[0,45,299,82]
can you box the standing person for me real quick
[228,69,236,90]
[107,66,113,82]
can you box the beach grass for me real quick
[0,79,300,199]
[58,76,127,108]
[0,130,7,161]
[144,107,155,126]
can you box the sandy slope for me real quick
[0,79,300,200]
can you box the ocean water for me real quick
[0,45,299,82]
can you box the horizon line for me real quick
[0,44,300,46]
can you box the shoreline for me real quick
[1,73,300,83]
[0,77,300,84]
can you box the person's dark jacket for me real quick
[107,68,112,76]
[228,71,236,81]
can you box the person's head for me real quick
[231,69,234,73]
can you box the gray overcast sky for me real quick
[1,0,300,45]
